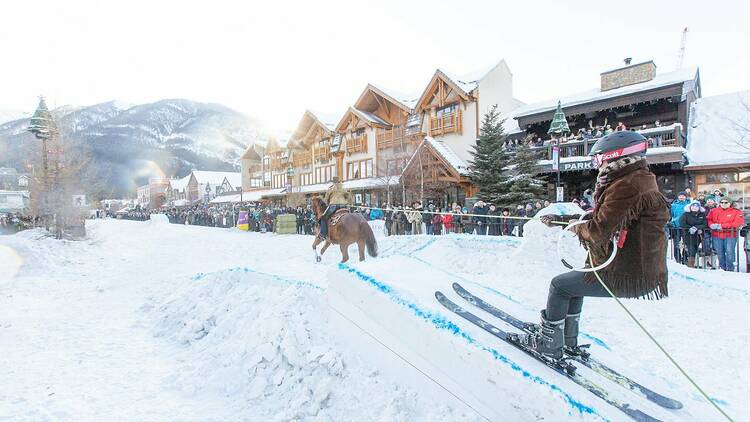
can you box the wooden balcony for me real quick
[270,154,288,171]
[315,144,331,162]
[376,126,425,149]
[292,151,312,167]
[429,109,462,137]
[346,134,368,155]
[529,123,685,160]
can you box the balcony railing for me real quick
[292,151,312,167]
[529,124,685,160]
[429,109,462,137]
[270,155,288,171]
[315,144,331,162]
[376,125,425,150]
[346,134,368,155]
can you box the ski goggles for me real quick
[590,141,648,169]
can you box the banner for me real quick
[552,146,560,171]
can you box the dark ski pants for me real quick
[546,271,609,321]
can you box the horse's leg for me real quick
[357,239,365,261]
[340,243,350,263]
[312,236,322,262]
[320,240,332,258]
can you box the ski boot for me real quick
[512,311,574,373]
[561,312,591,360]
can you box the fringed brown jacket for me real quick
[577,160,671,299]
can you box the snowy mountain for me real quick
[0,99,263,197]
[0,109,30,125]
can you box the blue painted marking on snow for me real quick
[393,250,612,351]
[581,334,611,351]
[670,270,749,296]
[191,266,324,291]
[411,237,438,253]
[710,397,729,406]
[338,263,604,420]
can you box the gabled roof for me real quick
[169,175,191,191]
[415,69,474,112]
[265,137,283,153]
[291,110,337,147]
[335,107,390,132]
[241,142,264,160]
[355,83,417,114]
[402,136,470,179]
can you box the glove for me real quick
[539,214,558,227]
[710,223,722,230]
[689,226,698,235]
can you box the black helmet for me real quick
[588,131,648,168]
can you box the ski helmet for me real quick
[588,131,648,169]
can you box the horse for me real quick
[311,197,378,263]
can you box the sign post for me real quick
[556,186,564,202]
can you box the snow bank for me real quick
[148,213,170,225]
[150,267,470,421]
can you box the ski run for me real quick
[1,215,748,421]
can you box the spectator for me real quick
[525,203,536,218]
[679,200,707,268]
[709,189,724,204]
[460,207,473,234]
[707,198,745,271]
[670,192,690,263]
[442,209,453,234]
[516,204,526,237]
[431,211,443,235]
[616,121,627,131]
[409,202,423,235]
[499,208,514,236]
[423,203,435,235]
[473,200,489,235]
[488,204,500,236]
[705,198,717,210]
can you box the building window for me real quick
[315,165,336,184]
[436,103,458,116]
[272,174,286,189]
[346,159,373,180]
[300,173,313,186]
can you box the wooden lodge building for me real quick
[240,60,524,207]
[509,60,701,200]
[237,59,709,208]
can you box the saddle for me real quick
[329,208,349,227]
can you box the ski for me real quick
[452,282,683,410]
[435,291,661,422]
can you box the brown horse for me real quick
[311,197,378,263]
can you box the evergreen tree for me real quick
[504,140,547,206]
[469,105,511,204]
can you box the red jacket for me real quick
[706,207,744,238]
[442,214,453,229]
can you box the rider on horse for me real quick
[319,176,350,240]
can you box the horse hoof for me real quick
[316,256,321,263]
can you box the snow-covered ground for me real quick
[1,217,748,421]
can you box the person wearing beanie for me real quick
[679,200,707,268]
[706,198,745,271]
[670,192,690,264]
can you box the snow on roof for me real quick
[308,109,340,131]
[169,175,191,191]
[687,90,750,168]
[439,60,508,95]
[404,137,469,175]
[513,67,699,118]
[191,171,242,188]
[353,108,390,126]
[369,83,419,110]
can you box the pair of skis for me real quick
[436,283,683,422]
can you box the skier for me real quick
[519,131,670,360]
[318,176,350,240]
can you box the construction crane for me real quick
[676,27,688,70]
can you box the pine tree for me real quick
[504,141,547,206]
[469,105,511,204]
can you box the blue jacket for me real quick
[369,208,384,220]
[670,199,690,226]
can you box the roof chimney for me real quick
[600,60,656,92]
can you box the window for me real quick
[346,159,373,180]
[272,174,286,189]
[436,103,458,116]
[315,165,336,184]
[300,173,313,186]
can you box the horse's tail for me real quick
[362,221,378,257]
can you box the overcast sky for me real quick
[2,0,748,133]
